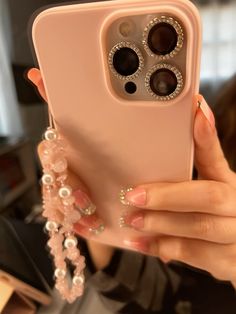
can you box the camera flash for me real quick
[119,20,135,37]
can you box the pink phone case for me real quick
[31,0,202,250]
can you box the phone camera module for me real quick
[145,64,183,100]
[108,42,144,80]
[143,16,184,59]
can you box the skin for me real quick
[28,68,236,287]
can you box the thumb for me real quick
[194,95,233,183]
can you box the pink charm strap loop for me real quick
[41,126,86,303]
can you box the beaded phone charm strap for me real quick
[40,113,86,303]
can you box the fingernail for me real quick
[120,212,144,229]
[73,189,96,215]
[197,95,215,130]
[80,214,103,229]
[74,218,105,236]
[27,68,40,84]
[119,187,147,206]
[123,239,150,252]
[88,224,105,235]
[27,68,34,80]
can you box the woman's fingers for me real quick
[27,68,47,101]
[120,180,236,216]
[124,236,236,282]
[194,95,235,184]
[122,210,236,244]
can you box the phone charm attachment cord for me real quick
[40,111,86,303]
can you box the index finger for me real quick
[120,180,236,216]
[27,68,47,102]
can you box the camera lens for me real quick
[150,69,177,96]
[145,64,183,100]
[113,47,139,76]
[109,42,144,79]
[148,22,177,55]
[143,17,184,59]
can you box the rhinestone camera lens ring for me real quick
[145,63,184,101]
[108,41,144,81]
[142,16,184,60]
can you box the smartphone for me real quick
[30,0,202,250]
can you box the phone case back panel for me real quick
[32,0,202,248]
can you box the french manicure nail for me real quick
[73,189,96,215]
[198,95,215,130]
[80,213,102,225]
[74,221,105,236]
[120,187,147,206]
[130,213,144,229]
[121,212,144,229]
[88,224,105,235]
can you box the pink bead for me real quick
[43,188,58,200]
[56,281,68,295]
[55,258,66,269]
[62,196,75,206]
[62,226,74,236]
[55,138,67,150]
[66,210,81,223]
[56,173,68,184]
[74,257,85,269]
[41,140,57,156]
[67,249,79,261]
[48,233,63,249]
[52,157,68,173]
[43,209,63,223]
[40,154,51,168]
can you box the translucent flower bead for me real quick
[55,268,66,279]
[62,196,75,206]
[42,173,55,185]
[59,186,72,198]
[64,236,78,249]
[52,157,68,173]
[45,128,58,141]
[72,274,85,286]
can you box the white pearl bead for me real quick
[58,186,72,198]
[54,268,66,279]
[64,236,78,248]
[45,221,58,232]
[42,173,54,185]
[45,129,58,141]
[72,274,85,286]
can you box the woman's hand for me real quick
[27,68,114,270]
[120,96,236,284]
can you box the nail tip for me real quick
[119,188,133,206]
